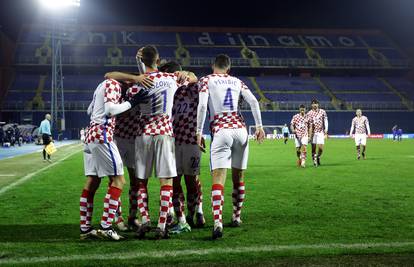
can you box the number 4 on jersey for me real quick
[223,88,234,110]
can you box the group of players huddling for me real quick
[290,102,371,168]
[79,46,265,241]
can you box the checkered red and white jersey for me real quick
[172,84,198,145]
[290,113,310,138]
[139,114,174,136]
[198,74,248,134]
[127,72,189,136]
[85,79,121,144]
[114,85,142,140]
[210,111,246,135]
[307,108,328,133]
[351,116,370,134]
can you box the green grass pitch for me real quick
[0,139,414,266]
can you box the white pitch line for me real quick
[1,241,414,265]
[0,144,81,196]
[0,174,16,177]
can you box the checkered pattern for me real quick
[172,85,198,145]
[352,116,369,134]
[210,111,246,135]
[103,79,122,104]
[139,114,173,136]
[290,113,310,138]
[307,108,327,133]
[85,122,115,144]
[114,108,141,140]
[85,79,122,144]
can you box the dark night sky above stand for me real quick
[0,0,413,56]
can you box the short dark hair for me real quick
[311,99,319,104]
[159,61,182,73]
[299,104,305,109]
[214,54,231,69]
[141,45,159,68]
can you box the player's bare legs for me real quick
[80,176,101,239]
[231,168,245,227]
[311,143,317,166]
[317,144,324,165]
[155,178,173,239]
[211,168,227,239]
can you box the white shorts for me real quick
[83,142,124,178]
[312,132,325,145]
[354,134,367,146]
[135,135,177,179]
[176,143,201,176]
[115,136,135,169]
[295,136,308,148]
[210,128,249,170]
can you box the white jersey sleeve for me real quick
[240,81,262,128]
[196,77,209,134]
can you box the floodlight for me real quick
[38,0,80,10]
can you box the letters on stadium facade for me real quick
[20,25,391,49]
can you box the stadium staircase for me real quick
[175,33,191,67]
[247,77,277,110]
[298,36,325,68]
[27,75,46,110]
[379,77,414,111]
[313,77,341,110]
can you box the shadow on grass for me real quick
[0,224,218,243]
[0,224,81,242]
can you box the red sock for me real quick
[137,183,150,224]
[232,182,245,222]
[128,186,139,221]
[80,189,95,232]
[211,184,224,228]
[100,186,122,229]
[158,185,173,231]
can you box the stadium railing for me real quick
[15,56,411,69]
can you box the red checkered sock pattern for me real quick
[80,189,94,232]
[211,184,224,228]
[137,184,150,224]
[232,182,245,222]
[115,197,123,224]
[128,186,139,221]
[195,178,204,214]
[100,186,122,229]
[158,185,173,231]
[173,185,186,223]
[301,150,307,162]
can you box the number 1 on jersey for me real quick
[223,88,234,110]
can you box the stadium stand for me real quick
[1,25,413,137]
